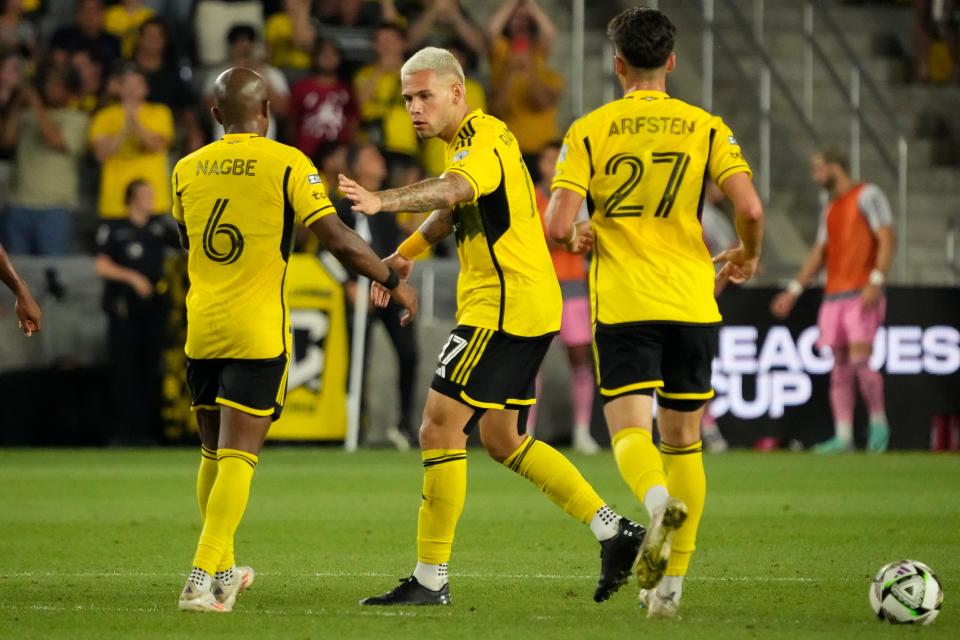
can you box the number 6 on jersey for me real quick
[202,198,244,264]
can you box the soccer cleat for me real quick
[634,497,687,590]
[573,429,601,455]
[179,581,228,613]
[812,436,854,454]
[867,423,889,453]
[638,587,680,619]
[212,565,255,609]
[360,576,451,606]
[594,517,645,602]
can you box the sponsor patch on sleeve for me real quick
[307,174,322,184]
[453,149,469,163]
[558,144,569,162]
[728,135,738,145]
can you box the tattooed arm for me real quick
[418,207,456,244]
[338,172,474,215]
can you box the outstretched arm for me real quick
[309,214,418,325]
[486,0,523,43]
[339,172,474,215]
[523,0,558,51]
[0,243,41,335]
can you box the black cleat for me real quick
[594,517,645,602]
[360,576,451,606]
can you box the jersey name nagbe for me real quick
[171,133,335,360]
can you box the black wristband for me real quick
[381,266,400,290]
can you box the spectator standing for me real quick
[0,48,23,210]
[487,0,563,181]
[1,66,88,255]
[288,37,358,158]
[88,66,172,219]
[406,0,485,57]
[915,0,959,83]
[771,148,896,453]
[315,0,399,27]
[315,140,349,191]
[530,141,599,454]
[203,25,289,140]
[49,0,122,69]
[133,17,203,152]
[354,23,418,170]
[334,142,419,449]
[95,180,178,444]
[104,0,154,59]
[264,0,315,73]
[69,47,107,113]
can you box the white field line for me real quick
[0,603,461,618]
[0,570,835,583]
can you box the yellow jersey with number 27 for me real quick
[553,90,751,326]
[171,133,335,360]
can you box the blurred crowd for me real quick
[0,0,567,256]
[0,0,576,445]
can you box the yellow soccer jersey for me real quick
[171,133,335,360]
[444,109,561,337]
[553,90,751,326]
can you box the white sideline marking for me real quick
[0,603,463,618]
[0,570,830,583]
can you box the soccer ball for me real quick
[869,560,943,625]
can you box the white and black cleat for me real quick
[360,576,451,606]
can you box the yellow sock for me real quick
[196,446,235,572]
[192,448,258,575]
[612,427,667,507]
[417,449,467,564]
[197,445,218,519]
[503,436,604,524]
[661,440,705,576]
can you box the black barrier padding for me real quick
[0,367,112,446]
[714,287,960,450]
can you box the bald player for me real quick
[172,68,417,613]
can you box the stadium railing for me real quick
[673,0,909,281]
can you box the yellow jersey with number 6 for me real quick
[553,90,751,326]
[171,133,335,360]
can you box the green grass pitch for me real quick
[0,448,957,639]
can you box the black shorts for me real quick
[431,326,554,410]
[594,322,718,408]
[186,355,289,420]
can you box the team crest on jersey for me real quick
[307,174,322,184]
[453,149,469,163]
[728,135,738,145]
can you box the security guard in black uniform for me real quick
[94,179,178,444]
